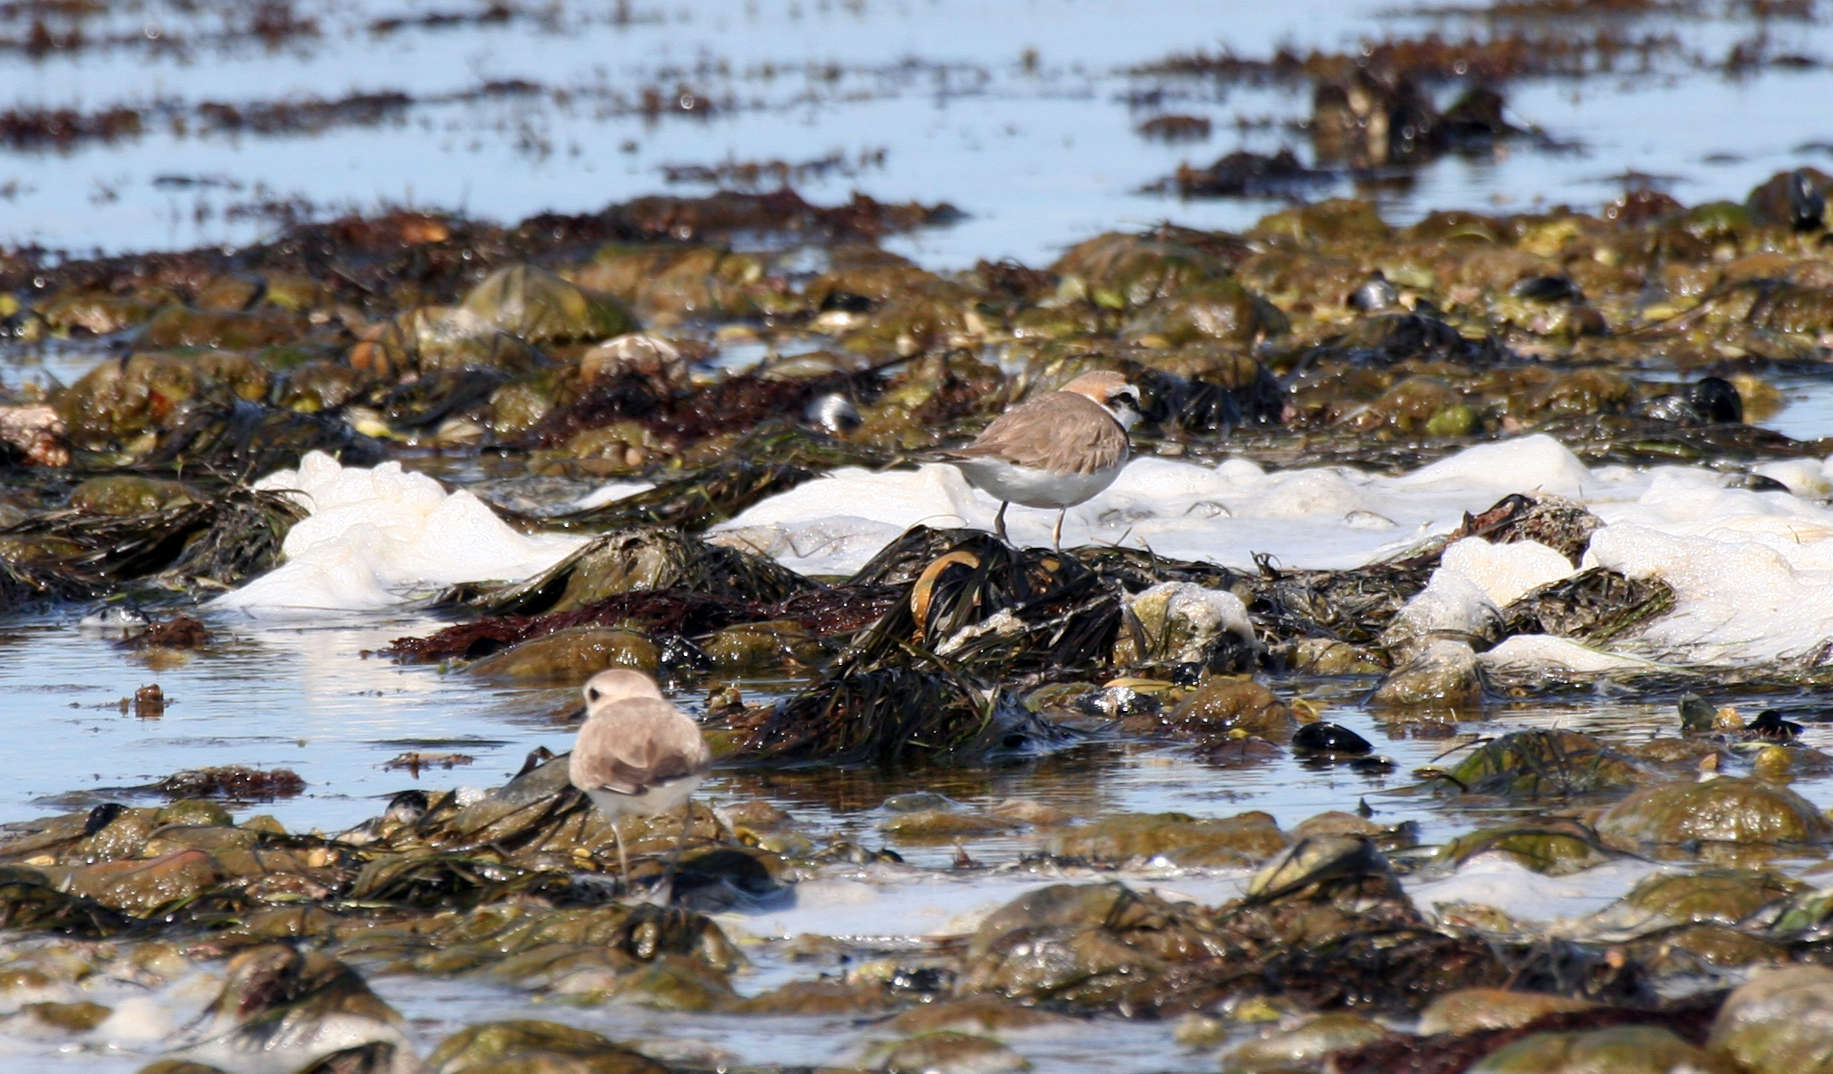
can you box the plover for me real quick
[937,370,1143,550]
[568,668,712,887]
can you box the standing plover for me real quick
[938,370,1142,550]
[568,668,711,887]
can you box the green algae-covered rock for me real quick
[1708,964,1833,1074]
[1596,777,1833,851]
[429,1019,667,1074]
[1468,1024,1738,1074]
[1045,811,1286,867]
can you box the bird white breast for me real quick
[950,456,1125,508]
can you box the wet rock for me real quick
[0,402,68,466]
[1284,638,1386,675]
[35,285,168,335]
[1051,233,1234,311]
[884,994,1078,1034]
[1416,987,1599,1035]
[459,263,636,346]
[735,977,886,1016]
[573,244,763,325]
[1121,277,1288,346]
[69,475,200,516]
[57,351,269,446]
[1610,867,1801,927]
[1220,1012,1393,1074]
[1627,922,1790,974]
[1253,197,1392,245]
[156,766,304,801]
[153,799,233,826]
[479,526,812,616]
[606,954,740,1011]
[1434,729,1641,798]
[1141,678,1294,742]
[1368,638,1483,713]
[1044,811,1285,867]
[1112,581,1256,669]
[72,807,161,861]
[873,1030,1029,1074]
[1245,835,1395,903]
[576,331,692,389]
[1595,777,1833,852]
[428,1019,667,1074]
[466,624,661,680]
[1708,964,1833,1074]
[958,882,1193,1010]
[6,999,112,1035]
[1435,820,1612,874]
[65,848,222,915]
[700,619,825,674]
[1467,1024,1738,1074]
[881,809,1018,842]
[176,945,416,1074]
[141,305,309,350]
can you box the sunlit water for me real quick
[7,2,1833,1071]
[2,1,1831,268]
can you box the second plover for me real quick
[567,668,712,887]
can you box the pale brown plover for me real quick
[937,370,1143,550]
[568,668,712,887]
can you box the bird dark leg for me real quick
[1052,508,1066,552]
[993,501,1010,542]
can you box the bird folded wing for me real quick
[950,392,1128,475]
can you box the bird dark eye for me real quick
[586,687,601,702]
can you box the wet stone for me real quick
[1595,776,1833,853]
[1437,729,1642,799]
[1435,821,1612,875]
[1708,964,1833,1074]
[1045,810,1286,867]
[65,848,222,916]
[1144,678,1295,743]
[1417,988,1600,1035]
[1221,1012,1392,1074]
[884,994,1079,1035]
[1369,639,1482,713]
[1611,867,1802,926]
[428,1019,668,1074]
[466,625,662,681]
[1467,1024,1739,1074]
[880,809,1019,842]
[873,1030,1029,1074]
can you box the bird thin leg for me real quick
[611,819,630,892]
[657,799,694,905]
[993,501,1010,542]
[1052,508,1066,552]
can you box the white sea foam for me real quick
[213,438,1833,668]
[212,451,589,616]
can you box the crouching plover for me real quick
[938,370,1143,550]
[568,668,712,887]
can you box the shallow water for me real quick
[9,1,1833,1071]
[4,1,1832,268]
